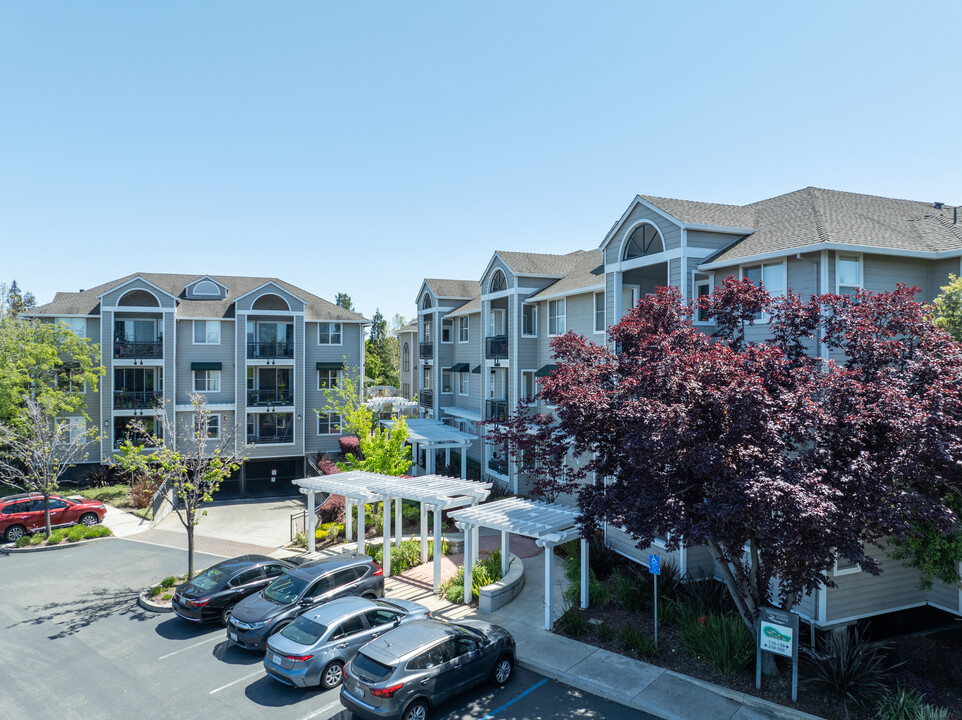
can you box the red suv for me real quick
[0,493,107,542]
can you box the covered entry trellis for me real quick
[382,418,475,478]
[448,497,587,630]
[293,471,491,591]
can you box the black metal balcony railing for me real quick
[485,335,508,360]
[487,456,509,476]
[419,342,433,359]
[247,431,294,445]
[113,430,162,450]
[114,339,163,359]
[113,390,161,410]
[486,399,508,422]
[246,389,294,406]
[419,389,433,409]
[247,341,295,359]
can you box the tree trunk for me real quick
[187,523,194,580]
[43,492,52,538]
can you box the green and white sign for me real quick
[759,620,794,657]
[756,606,801,702]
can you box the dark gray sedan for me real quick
[263,596,432,689]
[226,553,383,651]
[339,618,515,720]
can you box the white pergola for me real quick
[448,497,588,630]
[381,418,476,479]
[293,471,491,591]
[365,396,419,414]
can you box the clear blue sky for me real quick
[2,1,959,325]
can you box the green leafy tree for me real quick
[113,395,248,579]
[0,318,103,425]
[365,339,384,386]
[321,361,371,438]
[335,293,355,313]
[338,414,412,476]
[931,274,962,341]
[0,399,100,538]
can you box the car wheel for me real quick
[490,655,513,685]
[79,513,99,527]
[402,699,429,720]
[220,604,236,627]
[320,660,344,689]
[4,525,27,543]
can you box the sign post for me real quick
[756,606,800,702]
[648,554,660,649]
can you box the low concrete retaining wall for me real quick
[479,553,524,614]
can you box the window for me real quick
[193,320,220,344]
[113,416,162,449]
[64,417,85,444]
[402,382,410,398]
[317,412,342,435]
[318,323,342,345]
[422,295,432,310]
[195,414,220,439]
[402,343,410,371]
[366,609,398,627]
[248,412,293,443]
[490,270,506,293]
[548,299,566,335]
[594,292,605,333]
[115,319,157,343]
[522,304,537,337]
[331,616,367,640]
[441,370,452,394]
[623,223,664,260]
[522,370,537,403]
[57,364,85,393]
[458,371,469,396]
[441,320,452,343]
[837,254,862,297]
[743,262,785,320]
[458,317,469,343]
[193,279,220,296]
[57,318,86,338]
[422,367,431,390]
[695,280,711,322]
[193,369,221,392]
[317,369,340,390]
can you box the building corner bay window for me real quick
[548,299,566,335]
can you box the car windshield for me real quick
[281,617,327,645]
[190,566,228,592]
[263,574,310,604]
[352,653,393,681]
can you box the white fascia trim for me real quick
[511,272,565,280]
[23,312,91,319]
[481,288,515,301]
[600,196,685,250]
[697,243,962,271]
[231,280,307,307]
[479,253,508,287]
[244,309,305,317]
[97,276,179,301]
[177,317,235,322]
[443,406,483,422]
[683,223,755,234]
[611,247,682,273]
[185,275,229,294]
[527,284,605,303]
[104,305,176,313]
[444,306,481,319]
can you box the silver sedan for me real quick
[263,596,432,689]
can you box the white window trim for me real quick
[693,274,714,326]
[548,299,566,337]
[197,414,221,440]
[192,369,221,393]
[317,322,343,346]
[593,292,606,334]
[317,411,343,436]
[458,317,469,343]
[317,369,342,392]
[457,371,470,396]
[192,319,221,345]
[521,369,537,406]
[64,416,86,444]
[521,304,538,338]
[441,369,453,395]
[835,252,864,294]
[740,260,787,323]
[833,547,863,576]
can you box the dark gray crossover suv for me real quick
[226,553,383,651]
[339,618,515,720]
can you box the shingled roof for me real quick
[495,249,597,277]
[423,278,480,299]
[28,273,368,323]
[526,250,604,299]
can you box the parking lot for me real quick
[0,538,654,720]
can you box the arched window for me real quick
[402,343,410,372]
[622,224,664,260]
[193,280,220,296]
[252,294,290,311]
[422,295,432,310]
[490,270,506,293]
[118,289,160,307]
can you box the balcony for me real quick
[486,399,508,422]
[419,390,433,409]
[247,389,294,407]
[487,456,509,476]
[247,432,293,445]
[113,390,161,410]
[114,339,163,359]
[419,342,433,359]
[485,335,508,360]
[247,341,294,359]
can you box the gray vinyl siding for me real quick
[303,322,363,456]
[233,283,306,313]
[605,273,616,330]
[564,292,595,339]
[684,544,716,579]
[604,524,686,572]
[175,320,236,405]
[787,253,819,298]
[824,547,930,625]
[451,313,482,414]
[484,256,514,290]
[669,258,681,292]
[100,278,177,309]
[173,410,236,455]
[603,204,682,266]
[929,258,960,299]
[927,578,961,614]
[687,230,741,252]
[863,255,930,298]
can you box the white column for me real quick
[445,448,450,467]
[357,501,365,555]
[472,526,480,566]
[580,537,589,610]
[433,506,443,592]
[427,444,435,474]
[307,491,316,554]
[420,502,428,563]
[501,531,509,576]
[463,524,473,605]
[345,499,353,542]
[544,542,554,630]
[382,500,392,578]
[460,447,467,479]
[412,442,419,476]
[395,497,402,547]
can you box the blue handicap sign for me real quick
[648,554,661,575]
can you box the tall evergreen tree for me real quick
[335,293,355,313]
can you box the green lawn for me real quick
[75,484,130,504]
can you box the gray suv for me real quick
[339,618,515,720]
[227,553,383,651]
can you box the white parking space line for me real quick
[209,668,265,694]
[158,635,222,660]
[295,697,343,720]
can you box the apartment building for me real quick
[27,273,367,498]
[415,187,962,630]
[397,322,418,401]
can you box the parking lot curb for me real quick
[137,592,175,613]
[0,536,112,554]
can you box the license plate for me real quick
[352,684,365,699]
[271,653,282,665]
[229,632,238,642]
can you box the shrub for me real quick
[595,620,614,642]
[316,521,345,543]
[82,465,123,488]
[612,569,647,609]
[46,530,65,545]
[317,493,345,522]
[29,533,43,545]
[149,585,162,598]
[563,556,610,607]
[557,607,590,637]
[369,538,448,576]
[66,525,85,542]
[160,576,177,588]
[401,500,421,525]
[439,549,504,603]
[619,625,657,659]
[680,610,755,676]
[161,593,172,601]
[15,534,32,548]
[130,474,156,509]
[82,524,112,539]
[876,686,950,720]
[587,535,619,579]
[803,628,893,719]
[315,454,341,476]
[681,574,737,617]
[338,436,363,459]
[637,557,684,600]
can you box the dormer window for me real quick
[623,223,664,260]
[422,295,433,310]
[490,270,506,293]
[193,280,220,296]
